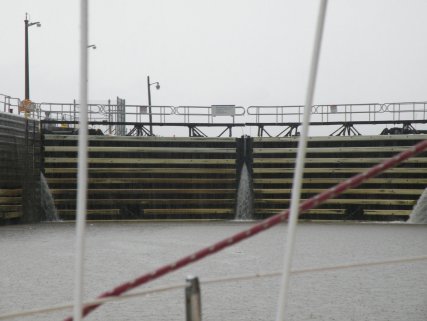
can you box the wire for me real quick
[275,2,328,321]
[73,1,89,321]
[0,255,425,320]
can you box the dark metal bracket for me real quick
[126,124,154,136]
[330,123,361,136]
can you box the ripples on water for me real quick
[0,222,426,321]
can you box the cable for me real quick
[0,255,425,320]
[276,2,328,321]
[73,1,89,321]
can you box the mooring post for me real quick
[185,275,202,321]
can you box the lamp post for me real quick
[147,75,160,136]
[24,13,41,101]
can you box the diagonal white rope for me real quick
[275,1,328,321]
[73,1,89,321]
[0,255,426,320]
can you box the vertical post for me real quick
[22,117,30,221]
[24,15,30,100]
[73,99,76,129]
[147,75,153,135]
[185,276,202,321]
[108,99,112,135]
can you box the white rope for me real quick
[73,0,89,320]
[0,284,186,320]
[275,2,328,321]
[0,255,425,320]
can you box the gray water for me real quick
[235,164,253,220]
[408,188,427,224]
[40,173,60,221]
[0,222,426,321]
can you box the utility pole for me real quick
[147,75,160,136]
[147,75,152,135]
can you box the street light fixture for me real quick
[147,75,160,136]
[87,44,97,50]
[24,13,41,101]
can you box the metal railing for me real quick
[247,102,427,124]
[0,94,21,114]
[35,101,174,134]
[2,93,427,135]
[36,102,174,122]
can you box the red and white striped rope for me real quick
[63,139,427,321]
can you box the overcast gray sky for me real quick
[1,0,427,135]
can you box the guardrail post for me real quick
[185,275,202,321]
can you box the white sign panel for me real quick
[211,105,236,117]
[140,106,148,114]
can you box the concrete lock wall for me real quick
[42,135,241,220]
[2,120,427,223]
[0,112,41,223]
[42,133,427,221]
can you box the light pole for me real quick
[24,13,41,101]
[147,75,160,136]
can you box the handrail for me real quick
[247,101,427,124]
[0,94,21,114]
[37,102,174,124]
[2,93,427,131]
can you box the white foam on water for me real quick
[40,173,61,221]
[235,163,253,220]
[408,188,427,224]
